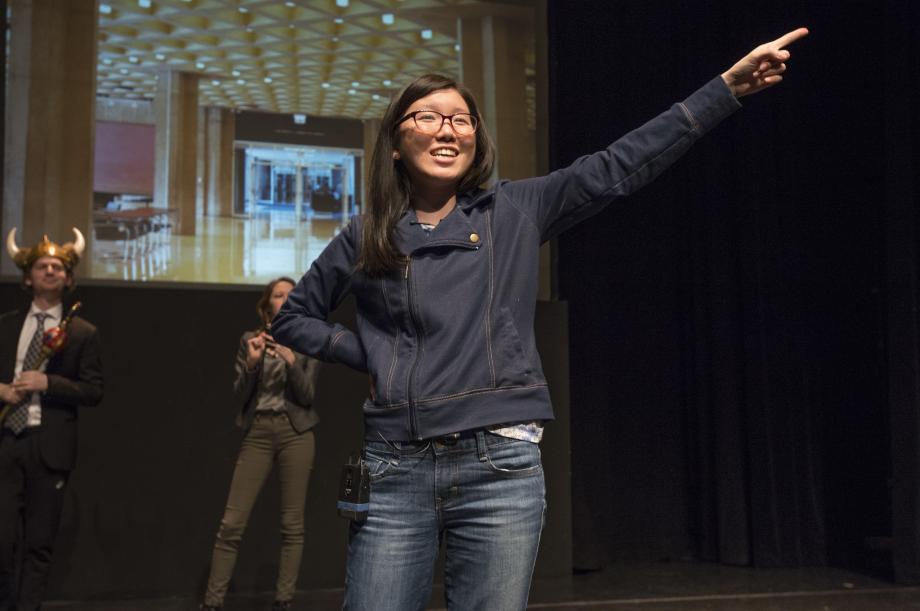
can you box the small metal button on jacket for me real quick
[470,233,480,243]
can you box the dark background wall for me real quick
[550,0,918,581]
[0,282,570,599]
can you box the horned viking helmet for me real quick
[5,227,85,272]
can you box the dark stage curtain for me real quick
[883,1,920,584]
[549,0,918,578]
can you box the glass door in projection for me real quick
[235,145,359,223]
[233,144,361,280]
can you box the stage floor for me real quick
[44,562,920,610]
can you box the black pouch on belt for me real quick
[337,452,369,523]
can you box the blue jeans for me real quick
[343,431,546,611]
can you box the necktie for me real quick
[5,312,51,434]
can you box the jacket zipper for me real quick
[405,255,422,439]
[403,241,478,440]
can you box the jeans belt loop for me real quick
[475,430,487,462]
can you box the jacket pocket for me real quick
[493,307,532,386]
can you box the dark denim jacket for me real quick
[273,76,740,441]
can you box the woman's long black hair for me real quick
[357,74,495,276]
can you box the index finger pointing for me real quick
[772,27,809,49]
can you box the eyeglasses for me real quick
[397,110,479,136]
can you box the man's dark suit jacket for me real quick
[0,305,104,471]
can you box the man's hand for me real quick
[11,371,48,394]
[722,28,809,97]
[0,382,25,404]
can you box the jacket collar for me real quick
[394,201,484,256]
[457,186,495,211]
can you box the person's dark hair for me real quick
[257,276,296,330]
[358,74,495,276]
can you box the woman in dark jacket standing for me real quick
[202,277,321,611]
[272,28,808,611]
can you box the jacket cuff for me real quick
[681,75,742,136]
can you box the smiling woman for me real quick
[359,74,495,276]
[392,91,478,223]
[271,26,808,611]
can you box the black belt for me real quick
[372,429,481,448]
[432,429,480,446]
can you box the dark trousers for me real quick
[0,428,69,611]
[204,414,316,607]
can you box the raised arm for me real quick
[503,28,809,242]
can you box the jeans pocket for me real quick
[364,448,397,480]
[363,440,429,481]
[485,437,543,478]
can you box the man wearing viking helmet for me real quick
[0,228,103,611]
